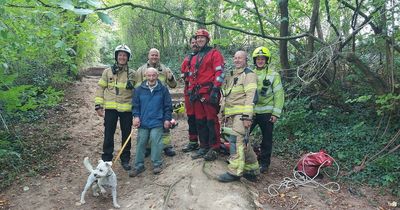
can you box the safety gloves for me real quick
[209,87,220,105]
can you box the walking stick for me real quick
[112,130,133,165]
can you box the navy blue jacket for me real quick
[132,80,172,129]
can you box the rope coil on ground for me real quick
[266,153,341,196]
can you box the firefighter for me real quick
[250,46,285,173]
[188,28,225,161]
[94,44,136,171]
[181,35,200,152]
[217,50,259,182]
[136,48,177,157]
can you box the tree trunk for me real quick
[316,15,324,40]
[344,53,387,94]
[381,3,393,92]
[211,0,221,43]
[278,0,291,81]
[158,24,165,53]
[307,0,320,58]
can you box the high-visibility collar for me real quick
[147,61,160,69]
[232,67,246,75]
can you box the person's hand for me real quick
[220,113,226,123]
[269,115,278,123]
[166,70,174,80]
[133,117,141,128]
[243,119,252,128]
[209,87,220,105]
[96,108,104,117]
[164,120,171,129]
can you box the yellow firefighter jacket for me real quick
[94,66,135,112]
[253,67,284,117]
[222,67,258,118]
[135,62,177,88]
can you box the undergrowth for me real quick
[269,97,400,196]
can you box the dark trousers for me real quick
[184,93,198,142]
[102,109,132,163]
[193,100,221,150]
[250,113,273,167]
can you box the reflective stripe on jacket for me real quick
[95,66,135,112]
[136,62,177,88]
[253,67,284,117]
[222,67,257,118]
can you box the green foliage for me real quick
[345,92,400,116]
[0,0,108,119]
[0,125,71,190]
[97,12,113,25]
[345,95,372,103]
[352,154,400,196]
[0,85,33,112]
[0,85,63,113]
[0,132,23,188]
[0,0,103,189]
[375,93,400,116]
[273,96,400,196]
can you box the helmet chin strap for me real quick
[112,62,128,74]
[117,63,127,68]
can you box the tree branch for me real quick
[223,0,277,27]
[338,0,399,54]
[251,0,265,36]
[36,0,53,8]
[96,2,309,41]
[5,4,35,8]
[324,0,340,38]
[342,52,387,94]
[223,0,305,53]
[338,0,380,33]
[340,5,381,50]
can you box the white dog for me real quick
[80,157,120,208]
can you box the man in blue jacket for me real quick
[129,67,172,176]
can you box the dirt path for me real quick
[1,71,397,210]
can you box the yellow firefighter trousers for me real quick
[226,115,259,176]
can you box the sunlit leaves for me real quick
[72,8,93,15]
[97,12,113,25]
[85,0,102,8]
[57,0,94,15]
[55,40,65,48]
[57,0,74,10]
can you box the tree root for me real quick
[201,162,218,181]
[162,176,185,210]
[187,175,193,195]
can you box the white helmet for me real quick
[114,44,132,61]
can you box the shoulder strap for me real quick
[187,52,197,69]
[243,67,253,74]
[194,46,212,70]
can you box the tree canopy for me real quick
[0,0,399,195]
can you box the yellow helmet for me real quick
[252,46,271,65]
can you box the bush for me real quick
[272,97,400,196]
